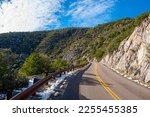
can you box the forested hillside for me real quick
[1,12,149,63]
[0,12,149,98]
[0,31,48,54]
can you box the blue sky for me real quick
[0,0,150,33]
[111,0,150,20]
[59,0,150,28]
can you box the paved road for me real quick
[62,62,150,100]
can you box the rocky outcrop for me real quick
[101,14,150,83]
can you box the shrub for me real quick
[134,12,150,26]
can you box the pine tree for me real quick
[19,54,44,76]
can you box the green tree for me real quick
[0,55,28,99]
[39,54,51,72]
[0,58,7,78]
[19,54,44,76]
[2,70,28,99]
[0,58,7,90]
[52,58,68,71]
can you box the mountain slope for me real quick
[35,28,89,60]
[0,12,149,69]
[0,31,48,54]
[35,18,135,61]
[102,14,150,84]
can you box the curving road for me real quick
[61,62,150,100]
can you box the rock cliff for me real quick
[101,14,150,84]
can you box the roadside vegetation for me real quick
[0,49,28,99]
[0,12,149,98]
[91,12,150,61]
[19,53,70,76]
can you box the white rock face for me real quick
[101,14,150,83]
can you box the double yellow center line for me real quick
[95,63,121,100]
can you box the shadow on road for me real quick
[61,63,92,100]
[80,76,100,86]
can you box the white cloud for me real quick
[0,0,64,33]
[0,0,118,33]
[67,0,117,27]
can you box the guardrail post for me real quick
[32,78,40,96]
[45,72,48,77]
[59,73,62,77]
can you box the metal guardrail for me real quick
[10,64,87,100]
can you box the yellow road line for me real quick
[95,63,121,100]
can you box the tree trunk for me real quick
[7,89,13,100]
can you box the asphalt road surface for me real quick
[61,62,150,100]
